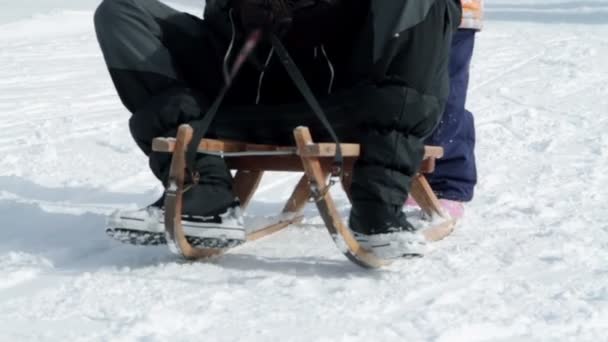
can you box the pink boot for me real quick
[404,197,464,219]
[438,199,464,220]
[404,196,419,208]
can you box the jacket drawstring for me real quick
[320,45,335,94]
[226,13,336,103]
[223,9,237,83]
[255,47,275,104]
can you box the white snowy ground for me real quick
[1,1,607,341]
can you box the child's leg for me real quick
[425,29,477,202]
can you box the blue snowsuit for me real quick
[425,29,477,202]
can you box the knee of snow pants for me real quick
[128,87,214,183]
[346,84,446,206]
[128,88,209,155]
[95,0,212,113]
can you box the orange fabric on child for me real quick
[460,0,484,30]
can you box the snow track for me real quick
[1,1,607,341]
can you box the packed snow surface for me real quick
[1,1,607,341]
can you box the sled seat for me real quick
[152,138,442,173]
[151,125,454,268]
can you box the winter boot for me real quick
[349,202,427,259]
[106,195,166,246]
[438,199,464,219]
[106,151,247,248]
[106,186,246,248]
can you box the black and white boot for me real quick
[353,228,427,259]
[106,197,246,249]
[349,203,428,259]
[177,204,245,248]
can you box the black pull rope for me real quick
[269,34,343,176]
[186,30,262,176]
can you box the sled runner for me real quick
[151,124,456,268]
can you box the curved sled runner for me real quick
[152,124,456,268]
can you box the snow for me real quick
[1,0,608,340]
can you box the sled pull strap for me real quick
[270,34,343,176]
[186,30,262,177]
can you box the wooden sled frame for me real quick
[152,124,456,268]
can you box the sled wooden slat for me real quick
[153,137,288,154]
[298,144,360,157]
[424,146,444,159]
[225,156,435,174]
[225,157,356,172]
[410,174,446,219]
[233,170,264,209]
[247,215,304,242]
[421,219,456,242]
[282,175,312,214]
[409,173,456,242]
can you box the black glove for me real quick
[233,0,294,35]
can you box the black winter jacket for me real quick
[204,0,462,206]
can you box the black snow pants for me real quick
[94,0,453,232]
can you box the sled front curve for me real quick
[165,125,225,258]
[410,173,457,241]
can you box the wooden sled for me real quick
[152,124,456,268]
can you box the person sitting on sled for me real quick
[95,0,461,258]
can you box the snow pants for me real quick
[94,0,453,230]
[425,29,477,202]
